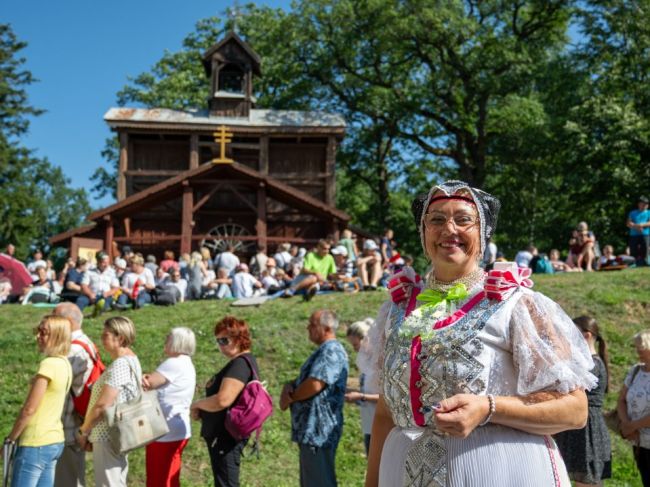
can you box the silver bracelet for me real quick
[479,394,496,426]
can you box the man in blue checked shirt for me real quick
[280,310,349,487]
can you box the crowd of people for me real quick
[0,228,411,309]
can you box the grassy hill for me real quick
[0,268,648,486]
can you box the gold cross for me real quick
[212,125,234,163]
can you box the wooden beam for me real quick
[193,184,223,212]
[198,141,260,150]
[181,185,193,254]
[325,136,337,206]
[259,135,269,174]
[256,184,267,249]
[104,216,114,261]
[229,185,258,212]
[117,132,128,201]
[123,218,131,238]
[125,170,182,177]
[190,134,199,169]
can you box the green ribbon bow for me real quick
[416,283,469,309]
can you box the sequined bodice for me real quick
[382,295,503,429]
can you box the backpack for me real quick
[224,355,273,444]
[153,284,180,306]
[71,339,106,417]
[530,255,554,274]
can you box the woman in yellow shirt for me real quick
[4,315,72,487]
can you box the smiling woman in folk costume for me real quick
[364,180,598,487]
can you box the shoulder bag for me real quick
[105,358,169,454]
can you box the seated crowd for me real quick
[2,228,408,309]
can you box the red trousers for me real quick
[146,439,189,487]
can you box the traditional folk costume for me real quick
[371,181,597,487]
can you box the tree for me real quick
[0,24,90,259]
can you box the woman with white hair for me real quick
[142,327,197,487]
[618,329,650,486]
[345,318,380,454]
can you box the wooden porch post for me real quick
[259,135,269,175]
[256,183,267,250]
[325,136,337,206]
[104,216,114,261]
[117,132,129,201]
[190,134,199,169]
[181,182,194,255]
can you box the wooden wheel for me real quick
[200,223,253,255]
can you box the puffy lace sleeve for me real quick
[509,290,597,395]
[359,300,392,392]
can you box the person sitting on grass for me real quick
[331,245,360,293]
[79,252,120,313]
[283,240,338,301]
[231,263,262,299]
[116,255,156,309]
[61,257,88,303]
[356,239,383,291]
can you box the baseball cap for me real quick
[363,239,379,250]
[114,258,127,270]
[331,245,348,256]
[639,195,649,204]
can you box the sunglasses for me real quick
[215,337,230,346]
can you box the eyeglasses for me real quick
[423,212,478,231]
[215,337,230,346]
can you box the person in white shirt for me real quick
[117,255,155,309]
[27,249,47,280]
[53,302,100,487]
[79,253,120,311]
[213,245,240,277]
[515,245,537,268]
[273,243,293,272]
[168,269,188,302]
[142,327,196,487]
[231,263,262,298]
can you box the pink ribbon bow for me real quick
[485,266,533,301]
[387,267,423,316]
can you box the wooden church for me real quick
[51,32,350,258]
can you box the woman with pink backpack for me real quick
[191,316,271,487]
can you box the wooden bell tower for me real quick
[202,31,261,118]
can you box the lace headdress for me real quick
[411,180,501,257]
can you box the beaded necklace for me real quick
[425,267,485,294]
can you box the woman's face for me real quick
[215,332,240,358]
[636,343,650,364]
[424,197,480,277]
[346,335,362,352]
[101,327,122,353]
[34,323,50,353]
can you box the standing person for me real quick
[366,180,596,487]
[142,327,197,487]
[339,229,358,263]
[554,316,612,486]
[344,319,379,454]
[53,303,101,487]
[627,195,650,267]
[380,229,394,268]
[77,317,142,487]
[279,310,349,487]
[618,329,650,486]
[5,315,72,487]
[191,316,260,487]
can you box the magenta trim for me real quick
[410,336,425,426]
[432,291,485,330]
[404,287,421,318]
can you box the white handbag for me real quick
[105,360,169,454]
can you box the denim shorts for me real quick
[11,442,64,487]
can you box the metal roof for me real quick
[104,107,346,129]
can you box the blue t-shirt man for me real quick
[628,208,650,236]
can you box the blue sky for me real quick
[5,0,291,208]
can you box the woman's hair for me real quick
[214,316,252,351]
[131,255,145,267]
[347,318,375,339]
[634,329,650,352]
[167,327,196,356]
[164,250,175,260]
[200,247,211,261]
[40,315,71,356]
[190,251,203,266]
[104,316,136,347]
[573,315,609,391]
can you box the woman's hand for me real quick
[345,391,364,403]
[190,405,201,421]
[434,394,490,438]
[142,374,151,391]
[621,419,638,439]
[280,384,294,411]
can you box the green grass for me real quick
[1,268,649,486]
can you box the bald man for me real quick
[53,302,100,487]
